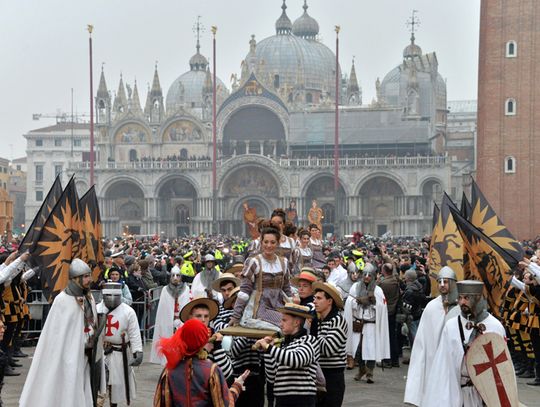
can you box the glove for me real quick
[130,351,143,366]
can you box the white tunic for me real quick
[20,291,104,407]
[423,313,506,407]
[191,270,223,303]
[344,284,390,362]
[97,302,142,404]
[149,285,191,365]
[404,296,460,406]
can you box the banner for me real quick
[30,177,81,301]
[428,193,464,280]
[460,191,472,220]
[449,207,517,318]
[79,186,104,283]
[470,179,524,261]
[19,176,63,252]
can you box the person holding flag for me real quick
[20,259,105,407]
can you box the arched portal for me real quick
[157,177,198,237]
[220,165,280,236]
[222,106,286,157]
[104,180,145,236]
[304,175,346,236]
[359,176,404,236]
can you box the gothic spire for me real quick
[113,74,127,113]
[347,58,359,93]
[97,64,109,99]
[131,80,143,114]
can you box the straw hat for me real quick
[211,273,241,292]
[228,256,245,275]
[312,282,344,309]
[277,303,314,319]
[223,286,240,309]
[180,298,219,322]
[291,267,319,286]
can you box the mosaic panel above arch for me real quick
[114,122,151,144]
[222,166,280,198]
[162,119,204,143]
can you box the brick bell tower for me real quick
[476,0,540,240]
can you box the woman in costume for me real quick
[269,208,297,274]
[309,223,326,269]
[291,228,313,276]
[229,222,293,330]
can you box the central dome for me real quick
[248,0,338,98]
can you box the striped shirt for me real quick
[313,310,348,369]
[230,336,260,372]
[212,305,233,332]
[209,347,233,379]
[265,332,320,397]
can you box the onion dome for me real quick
[275,0,292,35]
[292,0,319,40]
[403,33,422,59]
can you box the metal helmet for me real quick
[457,280,487,322]
[204,254,216,263]
[362,262,377,279]
[170,267,182,286]
[69,258,91,279]
[102,282,122,310]
[347,261,359,276]
[438,266,457,281]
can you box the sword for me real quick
[121,333,131,406]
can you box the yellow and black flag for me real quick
[79,186,104,283]
[449,206,517,318]
[30,177,82,301]
[432,203,440,230]
[428,193,464,281]
[19,176,63,252]
[470,179,524,261]
[461,191,472,221]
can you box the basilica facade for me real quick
[63,1,463,238]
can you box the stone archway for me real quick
[303,175,346,236]
[156,177,198,237]
[103,180,145,236]
[220,165,280,236]
[359,176,404,236]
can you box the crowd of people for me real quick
[0,208,538,406]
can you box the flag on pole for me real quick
[428,193,465,280]
[79,186,104,282]
[470,179,524,261]
[19,176,63,252]
[30,177,82,301]
[432,203,440,230]
[460,191,472,220]
[449,206,517,318]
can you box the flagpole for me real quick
[88,25,95,187]
[211,25,217,235]
[334,25,340,236]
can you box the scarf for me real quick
[200,267,220,291]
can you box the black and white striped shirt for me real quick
[312,310,348,370]
[209,347,233,379]
[212,305,233,332]
[265,332,320,397]
[230,336,260,372]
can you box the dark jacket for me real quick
[378,275,400,316]
[126,274,148,301]
[402,280,426,320]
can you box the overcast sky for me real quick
[0,0,480,160]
